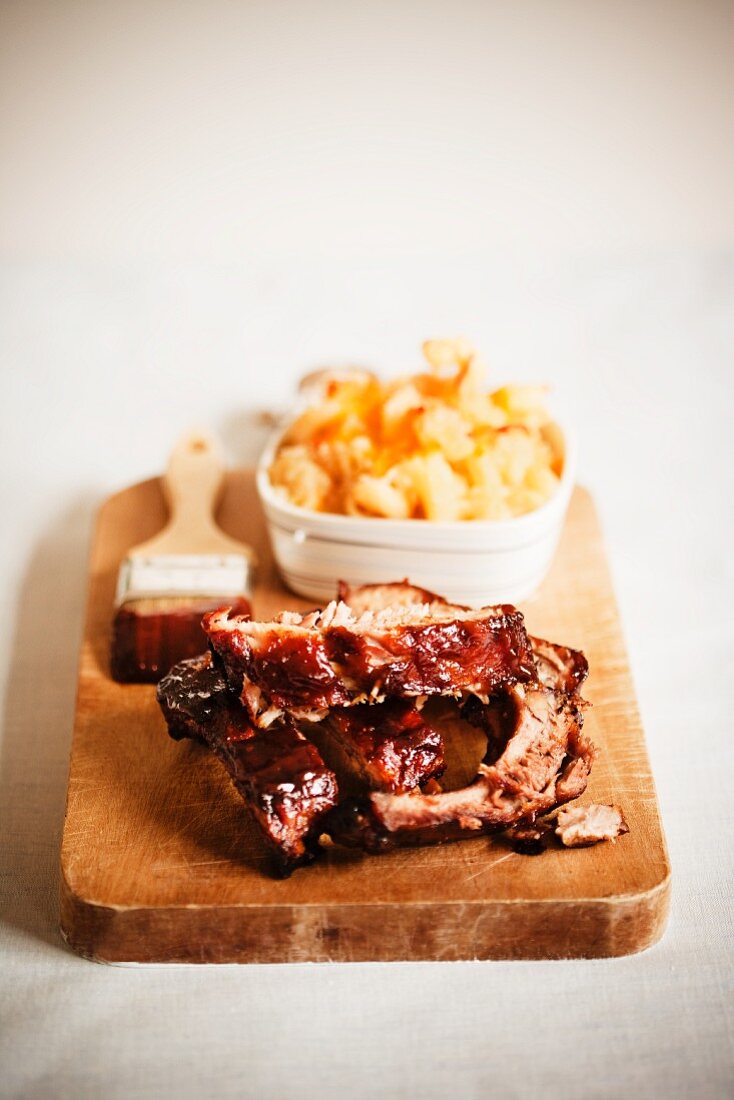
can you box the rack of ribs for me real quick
[157,580,615,875]
[203,599,536,728]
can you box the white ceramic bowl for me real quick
[256,422,576,607]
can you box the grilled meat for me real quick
[339,581,588,696]
[317,699,445,792]
[204,600,535,728]
[157,654,338,876]
[157,579,617,875]
[326,683,595,853]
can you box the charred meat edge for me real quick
[156,653,339,876]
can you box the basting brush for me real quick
[110,432,255,683]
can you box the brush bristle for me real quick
[110,597,251,683]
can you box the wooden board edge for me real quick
[59,865,671,965]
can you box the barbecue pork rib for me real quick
[339,581,589,696]
[327,581,594,854]
[157,653,339,876]
[159,582,600,872]
[326,683,595,853]
[203,600,536,728]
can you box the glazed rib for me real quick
[317,699,445,792]
[204,600,536,728]
[326,683,595,853]
[159,582,604,873]
[339,581,589,696]
[157,653,338,876]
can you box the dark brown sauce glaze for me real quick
[326,610,536,698]
[205,605,536,718]
[323,699,445,791]
[155,651,232,741]
[248,633,351,710]
[157,652,338,875]
[224,727,338,871]
[111,597,251,683]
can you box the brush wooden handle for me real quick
[134,432,254,558]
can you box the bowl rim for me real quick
[256,414,576,535]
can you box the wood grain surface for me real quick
[59,474,670,963]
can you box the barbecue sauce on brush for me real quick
[111,597,252,683]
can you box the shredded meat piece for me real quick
[157,654,338,876]
[530,637,588,694]
[555,804,629,847]
[204,600,535,727]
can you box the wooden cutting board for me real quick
[59,474,670,963]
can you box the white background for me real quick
[1,2,733,1098]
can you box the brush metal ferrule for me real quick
[115,554,253,606]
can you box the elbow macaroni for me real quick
[269,340,563,521]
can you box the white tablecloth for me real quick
[1,254,732,1098]
[4,3,734,1091]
